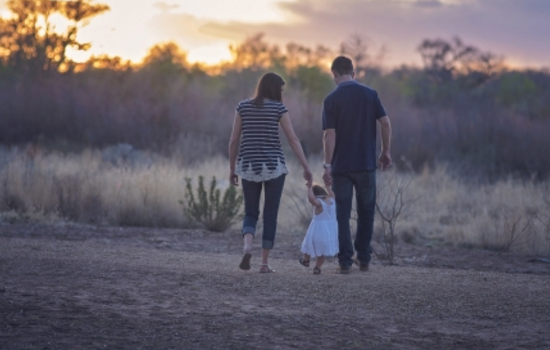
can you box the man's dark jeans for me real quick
[241,174,286,250]
[332,171,376,267]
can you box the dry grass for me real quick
[0,146,549,255]
[0,147,228,228]
[401,165,550,255]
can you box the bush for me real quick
[180,175,243,232]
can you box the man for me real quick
[322,56,392,274]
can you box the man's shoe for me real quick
[354,259,369,272]
[336,265,351,274]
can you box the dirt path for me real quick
[1,224,550,350]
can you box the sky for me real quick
[1,0,549,68]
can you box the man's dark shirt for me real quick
[322,80,386,174]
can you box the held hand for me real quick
[322,167,332,186]
[230,172,239,186]
[303,168,313,187]
[379,152,392,171]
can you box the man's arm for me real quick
[323,128,336,185]
[378,116,392,171]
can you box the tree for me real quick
[78,54,132,72]
[141,42,189,80]
[228,33,283,71]
[284,42,332,102]
[339,33,386,81]
[142,42,187,67]
[285,42,331,69]
[417,36,503,85]
[0,0,109,73]
[283,42,333,154]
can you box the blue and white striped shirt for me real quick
[235,99,289,182]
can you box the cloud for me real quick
[153,2,180,12]
[147,12,229,48]
[413,0,443,8]
[197,0,550,68]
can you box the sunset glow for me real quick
[1,0,548,68]
[63,0,291,64]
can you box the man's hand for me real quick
[379,152,392,171]
[322,167,332,186]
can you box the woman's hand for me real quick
[303,167,313,187]
[230,172,239,187]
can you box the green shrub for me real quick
[180,175,243,232]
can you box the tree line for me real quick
[0,0,549,180]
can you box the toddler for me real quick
[299,182,339,274]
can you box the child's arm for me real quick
[307,184,323,209]
[325,185,335,199]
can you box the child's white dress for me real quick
[301,197,339,258]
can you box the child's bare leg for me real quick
[299,253,311,267]
[315,256,325,268]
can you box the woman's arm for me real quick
[280,112,312,186]
[228,111,242,186]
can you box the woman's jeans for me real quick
[332,171,376,267]
[241,174,286,250]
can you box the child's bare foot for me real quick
[315,256,325,272]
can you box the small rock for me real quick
[528,257,550,264]
[0,286,5,293]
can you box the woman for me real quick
[228,72,312,273]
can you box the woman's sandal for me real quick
[239,246,252,271]
[259,264,275,273]
[313,266,321,275]
[299,257,310,268]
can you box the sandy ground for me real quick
[1,223,550,350]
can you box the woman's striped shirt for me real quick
[235,98,289,182]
